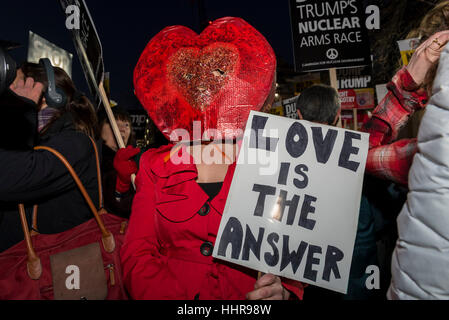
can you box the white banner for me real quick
[213,111,369,294]
[27,31,73,77]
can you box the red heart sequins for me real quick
[167,43,239,112]
[134,17,276,140]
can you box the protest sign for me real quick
[337,66,374,110]
[268,104,285,117]
[338,88,374,110]
[129,109,149,142]
[27,31,73,77]
[282,96,299,119]
[288,0,371,72]
[397,38,420,66]
[341,109,369,130]
[60,0,133,186]
[213,111,369,293]
[375,83,388,104]
[271,96,299,119]
[60,0,104,108]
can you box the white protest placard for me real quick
[212,111,369,294]
[27,31,73,77]
[375,83,388,104]
[397,38,420,66]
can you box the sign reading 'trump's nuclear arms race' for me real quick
[288,0,372,72]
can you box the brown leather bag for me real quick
[0,138,129,300]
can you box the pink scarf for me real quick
[37,107,58,132]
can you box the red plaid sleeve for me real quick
[361,67,428,185]
[364,139,418,186]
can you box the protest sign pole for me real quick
[353,108,358,130]
[329,68,337,88]
[74,36,136,189]
[329,68,343,128]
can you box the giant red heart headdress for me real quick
[134,17,276,141]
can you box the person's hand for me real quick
[113,145,140,193]
[407,30,449,85]
[246,273,290,300]
[9,77,44,105]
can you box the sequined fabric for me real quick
[134,17,276,141]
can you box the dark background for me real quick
[1,0,296,111]
[0,0,442,112]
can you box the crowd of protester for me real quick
[1,0,449,301]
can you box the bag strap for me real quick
[27,137,104,236]
[18,204,42,280]
[16,139,116,280]
[32,144,115,253]
[30,205,38,236]
[88,136,104,209]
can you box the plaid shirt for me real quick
[361,67,429,185]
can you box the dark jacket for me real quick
[0,89,38,150]
[303,175,406,300]
[0,112,100,252]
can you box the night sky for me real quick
[1,0,295,111]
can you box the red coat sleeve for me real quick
[282,278,305,300]
[120,151,179,299]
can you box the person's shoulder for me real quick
[41,131,96,163]
[139,144,175,171]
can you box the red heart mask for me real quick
[134,17,276,141]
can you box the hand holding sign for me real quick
[247,273,289,300]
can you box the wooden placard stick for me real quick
[353,108,358,131]
[98,82,125,148]
[74,37,136,189]
[328,68,342,128]
[329,68,338,89]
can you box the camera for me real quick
[0,40,19,96]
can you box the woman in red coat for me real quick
[120,17,305,300]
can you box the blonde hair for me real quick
[407,1,449,40]
[407,0,449,92]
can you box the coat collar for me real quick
[150,144,198,188]
[149,144,236,222]
[39,112,76,142]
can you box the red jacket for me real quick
[120,144,305,300]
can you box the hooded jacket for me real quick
[388,43,449,299]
